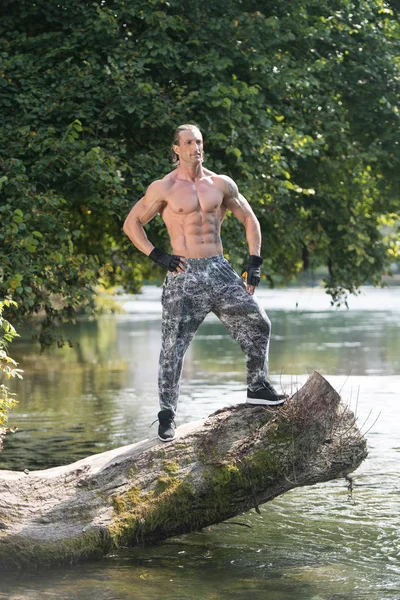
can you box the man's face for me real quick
[174,129,203,165]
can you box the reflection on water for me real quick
[0,286,399,599]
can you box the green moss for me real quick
[109,422,294,547]
[128,465,140,478]
[109,477,195,546]
[0,528,111,569]
[162,460,179,475]
[155,475,178,494]
[112,485,146,515]
[207,463,240,490]
[243,449,282,484]
[110,448,281,547]
[124,486,142,505]
[112,494,127,514]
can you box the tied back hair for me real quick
[170,123,201,166]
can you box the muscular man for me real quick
[123,124,286,442]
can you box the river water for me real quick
[0,286,399,599]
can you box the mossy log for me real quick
[0,372,367,568]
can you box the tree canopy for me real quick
[1,0,399,341]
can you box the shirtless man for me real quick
[123,124,286,442]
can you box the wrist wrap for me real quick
[149,247,181,272]
[242,255,263,287]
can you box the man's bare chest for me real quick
[165,180,224,215]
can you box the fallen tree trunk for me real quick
[0,372,367,568]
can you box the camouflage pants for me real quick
[159,254,271,414]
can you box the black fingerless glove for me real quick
[241,255,263,286]
[149,247,181,272]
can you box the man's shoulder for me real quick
[211,173,234,184]
[146,173,175,197]
[209,173,237,195]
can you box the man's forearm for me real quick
[122,217,154,256]
[123,218,187,273]
[245,216,262,256]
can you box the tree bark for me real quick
[0,372,367,568]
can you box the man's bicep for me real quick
[224,191,254,224]
[133,198,161,225]
[130,185,165,225]
[220,175,239,202]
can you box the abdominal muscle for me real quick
[163,207,224,258]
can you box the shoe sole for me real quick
[158,433,176,442]
[246,397,286,406]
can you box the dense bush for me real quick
[0,299,22,451]
[0,0,399,341]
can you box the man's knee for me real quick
[263,313,271,335]
[252,308,271,337]
[242,311,270,349]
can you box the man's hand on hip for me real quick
[149,248,187,273]
[241,255,263,295]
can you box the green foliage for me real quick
[0,0,399,338]
[0,298,22,451]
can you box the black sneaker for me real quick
[157,409,176,442]
[246,381,287,406]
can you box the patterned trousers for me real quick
[159,254,271,414]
